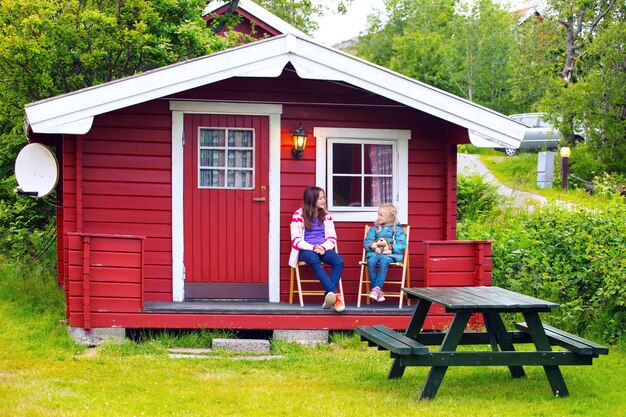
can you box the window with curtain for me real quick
[328,140,395,209]
[198,128,255,189]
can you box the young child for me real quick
[289,186,345,312]
[363,203,406,302]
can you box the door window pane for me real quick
[198,128,254,189]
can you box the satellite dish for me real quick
[14,143,59,198]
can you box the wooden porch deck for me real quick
[143,300,415,315]
[133,300,426,331]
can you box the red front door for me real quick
[183,114,269,299]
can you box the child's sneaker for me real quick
[369,287,380,301]
[322,292,335,309]
[334,294,345,313]
[377,289,386,302]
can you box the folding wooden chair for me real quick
[357,225,410,309]
[289,243,344,307]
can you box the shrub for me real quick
[457,173,503,222]
[460,200,626,344]
[568,143,605,183]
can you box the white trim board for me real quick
[25,34,525,148]
[170,101,283,302]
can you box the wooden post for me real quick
[82,236,91,330]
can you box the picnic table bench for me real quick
[356,286,608,400]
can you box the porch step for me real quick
[273,330,329,346]
[212,338,271,353]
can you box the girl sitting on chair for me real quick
[289,186,345,312]
[363,203,406,302]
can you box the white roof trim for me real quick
[203,0,310,39]
[25,34,526,147]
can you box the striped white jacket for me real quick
[288,208,337,267]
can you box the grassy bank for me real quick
[1,262,625,416]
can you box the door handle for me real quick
[252,197,266,202]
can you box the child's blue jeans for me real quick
[298,249,344,294]
[367,254,394,289]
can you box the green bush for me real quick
[460,198,626,344]
[457,173,503,222]
[568,143,606,184]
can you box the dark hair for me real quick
[302,186,326,229]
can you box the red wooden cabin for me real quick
[23,1,525,332]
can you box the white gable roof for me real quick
[202,0,310,39]
[24,33,525,148]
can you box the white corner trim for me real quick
[170,101,282,302]
[314,127,410,224]
[171,110,185,301]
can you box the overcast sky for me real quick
[313,0,543,46]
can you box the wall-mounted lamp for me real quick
[291,122,307,159]
[559,147,571,190]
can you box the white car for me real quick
[497,113,560,156]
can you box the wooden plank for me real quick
[83,167,171,183]
[68,236,142,252]
[404,287,558,312]
[68,266,141,283]
[399,351,592,367]
[68,251,142,268]
[371,325,429,354]
[83,195,171,211]
[356,325,428,355]
[82,208,171,224]
[515,322,608,356]
[83,140,170,156]
[427,257,492,272]
[82,154,170,170]
[70,281,141,298]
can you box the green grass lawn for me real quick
[1,288,624,417]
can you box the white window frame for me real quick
[197,127,255,190]
[315,127,410,223]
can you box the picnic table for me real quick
[356,286,608,400]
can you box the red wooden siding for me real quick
[61,101,174,316]
[423,240,493,287]
[66,233,144,329]
[276,107,455,302]
[175,73,464,303]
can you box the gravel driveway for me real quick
[457,153,549,208]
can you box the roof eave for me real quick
[24,34,525,147]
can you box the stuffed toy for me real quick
[370,238,392,255]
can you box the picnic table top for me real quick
[402,286,560,312]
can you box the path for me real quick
[457,153,549,209]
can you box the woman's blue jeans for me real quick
[367,254,394,289]
[298,249,344,294]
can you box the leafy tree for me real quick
[449,0,516,113]
[0,0,240,257]
[356,0,457,92]
[356,0,516,114]
[538,0,625,173]
[507,11,563,114]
